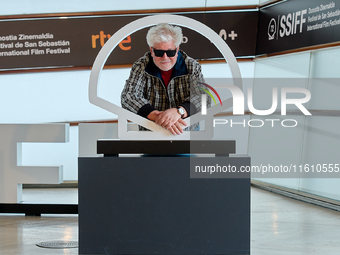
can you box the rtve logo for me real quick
[91,31,132,50]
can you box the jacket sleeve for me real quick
[121,61,156,118]
[180,60,211,116]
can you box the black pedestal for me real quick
[78,141,250,255]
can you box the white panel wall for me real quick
[254,52,311,78]
[298,46,340,201]
[310,46,340,78]
[250,52,310,190]
[250,46,340,201]
[300,116,340,201]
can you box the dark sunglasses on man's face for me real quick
[152,48,177,57]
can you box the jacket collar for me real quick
[145,50,189,80]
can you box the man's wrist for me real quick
[177,106,187,118]
[179,102,192,117]
[138,104,156,119]
[147,110,159,121]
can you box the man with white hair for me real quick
[121,23,208,135]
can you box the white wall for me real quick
[0,62,254,124]
[259,0,274,5]
[0,70,118,123]
[2,61,254,181]
[3,0,340,203]
[0,0,258,124]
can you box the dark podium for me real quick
[78,140,250,255]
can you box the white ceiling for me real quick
[0,0,271,16]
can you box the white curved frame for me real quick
[89,14,242,140]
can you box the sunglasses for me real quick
[152,48,177,57]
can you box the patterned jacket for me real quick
[121,50,209,126]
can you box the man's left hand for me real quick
[167,119,187,135]
[155,108,185,129]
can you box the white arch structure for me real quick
[89,14,242,140]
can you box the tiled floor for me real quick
[1,187,340,255]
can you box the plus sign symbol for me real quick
[228,30,238,40]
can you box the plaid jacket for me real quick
[121,50,209,126]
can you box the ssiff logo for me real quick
[268,18,277,40]
[267,9,307,41]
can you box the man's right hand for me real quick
[147,110,162,121]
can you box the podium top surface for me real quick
[97,140,235,156]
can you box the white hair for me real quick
[146,23,183,47]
